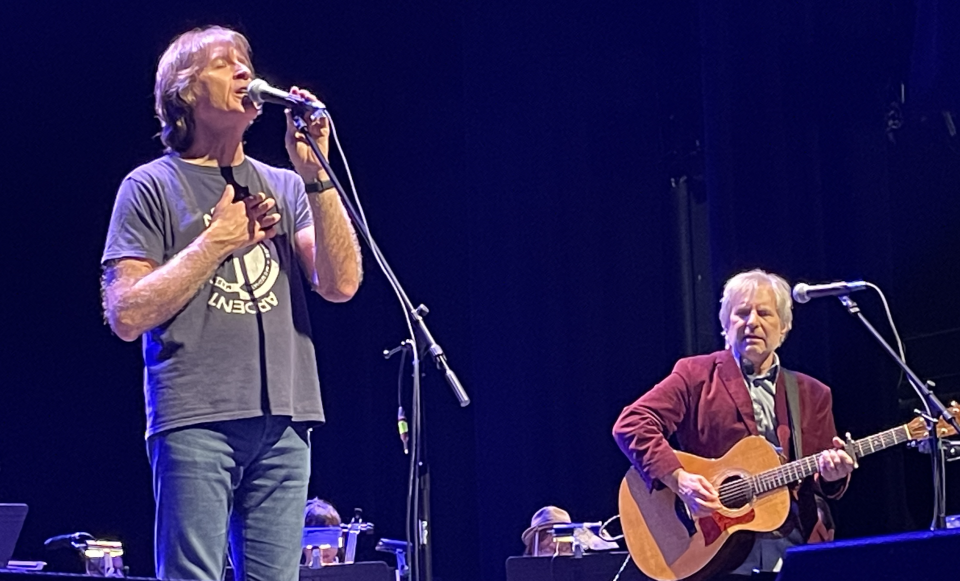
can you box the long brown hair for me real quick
[154,26,255,153]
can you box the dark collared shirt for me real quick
[741,354,780,449]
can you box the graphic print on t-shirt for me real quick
[203,211,281,315]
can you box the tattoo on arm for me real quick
[101,234,227,340]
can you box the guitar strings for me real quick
[717,454,823,504]
[713,428,917,508]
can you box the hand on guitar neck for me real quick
[817,436,857,482]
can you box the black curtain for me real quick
[462,3,684,578]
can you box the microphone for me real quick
[792,280,868,304]
[246,79,327,118]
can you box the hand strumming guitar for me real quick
[662,468,724,519]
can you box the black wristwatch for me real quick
[304,178,335,193]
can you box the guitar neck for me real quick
[751,424,912,495]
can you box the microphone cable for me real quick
[325,110,425,581]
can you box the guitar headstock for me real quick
[905,401,960,441]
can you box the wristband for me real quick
[304,178,335,193]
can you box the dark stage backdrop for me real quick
[3,2,958,581]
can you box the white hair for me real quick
[719,269,793,348]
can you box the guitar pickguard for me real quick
[699,510,756,546]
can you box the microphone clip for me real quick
[383,339,414,360]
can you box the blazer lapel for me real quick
[717,350,759,435]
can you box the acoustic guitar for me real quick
[619,403,960,581]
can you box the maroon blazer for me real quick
[613,349,848,503]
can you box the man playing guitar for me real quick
[613,269,856,577]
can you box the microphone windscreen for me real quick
[792,283,811,304]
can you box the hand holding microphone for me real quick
[247,79,330,183]
[247,79,331,179]
[283,86,331,179]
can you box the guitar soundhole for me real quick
[718,475,752,509]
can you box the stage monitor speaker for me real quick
[296,562,393,581]
[777,528,960,581]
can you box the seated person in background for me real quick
[522,506,575,557]
[304,498,342,565]
[521,506,616,556]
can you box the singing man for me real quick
[101,25,361,581]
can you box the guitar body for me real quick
[619,436,791,581]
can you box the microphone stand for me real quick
[290,110,470,581]
[838,295,960,530]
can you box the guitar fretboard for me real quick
[750,424,912,495]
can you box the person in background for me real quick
[521,506,617,557]
[522,506,575,557]
[304,498,342,565]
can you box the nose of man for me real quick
[234,63,252,80]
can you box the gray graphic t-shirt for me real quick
[102,154,324,437]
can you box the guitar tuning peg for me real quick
[913,409,937,424]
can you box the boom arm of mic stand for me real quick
[290,113,470,407]
[839,296,960,435]
[410,306,470,406]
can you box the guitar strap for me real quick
[784,369,803,459]
[783,369,837,543]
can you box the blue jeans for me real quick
[147,416,311,581]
